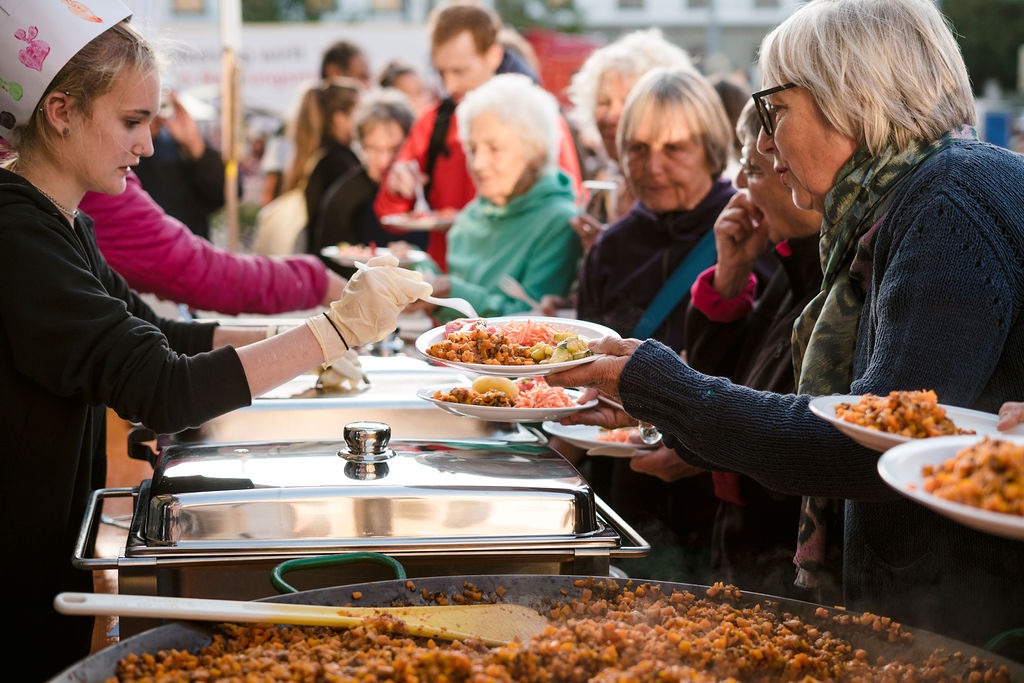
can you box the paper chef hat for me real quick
[0,0,132,140]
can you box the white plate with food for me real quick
[877,434,1024,540]
[541,421,650,458]
[415,316,619,377]
[808,393,1024,452]
[417,378,596,423]
[321,243,429,269]
[380,210,457,231]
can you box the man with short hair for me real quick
[373,1,582,270]
[321,39,371,86]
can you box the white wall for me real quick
[139,22,432,120]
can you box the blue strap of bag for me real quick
[630,229,717,339]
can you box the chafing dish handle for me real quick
[595,495,651,557]
[271,552,408,594]
[71,487,134,571]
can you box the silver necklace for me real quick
[36,187,79,219]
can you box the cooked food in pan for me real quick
[834,389,976,438]
[108,578,1011,682]
[922,436,1024,516]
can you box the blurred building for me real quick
[127,0,802,119]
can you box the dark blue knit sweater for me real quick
[618,141,1024,649]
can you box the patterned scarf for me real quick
[791,126,977,596]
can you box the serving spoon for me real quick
[55,592,549,646]
[354,260,479,319]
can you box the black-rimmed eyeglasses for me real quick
[752,83,797,136]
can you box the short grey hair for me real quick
[757,0,975,154]
[568,28,694,150]
[617,67,734,179]
[354,87,415,141]
[455,73,561,171]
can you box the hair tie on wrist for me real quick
[322,312,349,350]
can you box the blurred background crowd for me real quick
[114,0,1024,253]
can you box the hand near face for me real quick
[629,445,706,482]
[159,91,206,159]
[710,189,770,299]
[545,336,641,407]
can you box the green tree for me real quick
[941,0,1024,96]
[493,0,584,32]
[243,0,337,22]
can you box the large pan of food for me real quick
[51,574,1021,681]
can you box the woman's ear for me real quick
[39,90,74,136]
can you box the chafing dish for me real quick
[163,355,538,446]
[77,422,648,637]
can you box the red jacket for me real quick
[374,101,582,270]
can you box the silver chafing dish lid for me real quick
[142,423,599,552]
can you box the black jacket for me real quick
[0,169,251,679]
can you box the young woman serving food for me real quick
[0,4,430,677]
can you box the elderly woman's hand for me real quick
[710,189,770,299]
[629,445,706,482]
[997,402,1024,430]
[569,213,606,254]
[546,336,641,405]
[384,159,427,199]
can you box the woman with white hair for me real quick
[549,0,1024,653]
[423,74,581,321]
[567,28,694,247]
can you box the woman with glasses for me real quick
[572,66,776,584]
[676,99,827,602]
[549,0,1024,654]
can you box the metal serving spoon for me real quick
[353,260,479,319]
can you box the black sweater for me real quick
[0,169,251,679]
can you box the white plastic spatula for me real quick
[55,592,549,646]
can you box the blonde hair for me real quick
[282,79,362,192]
[8,20,156,160]
[567,28,694,152]
[617,67,734,179]
[757,0,975,153]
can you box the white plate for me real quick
[417,383,596,423]
[380,211,456,231]
[320,245,429,268]
[808,394,1024,452]
[415,316,620,377]
[541,421,648,458]
[878,434,1024,540]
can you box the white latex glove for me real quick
[317,349,365,391]
[306,254,432,363]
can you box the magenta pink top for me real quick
[80,173,329,315]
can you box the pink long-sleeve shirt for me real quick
[80,173,330,315]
